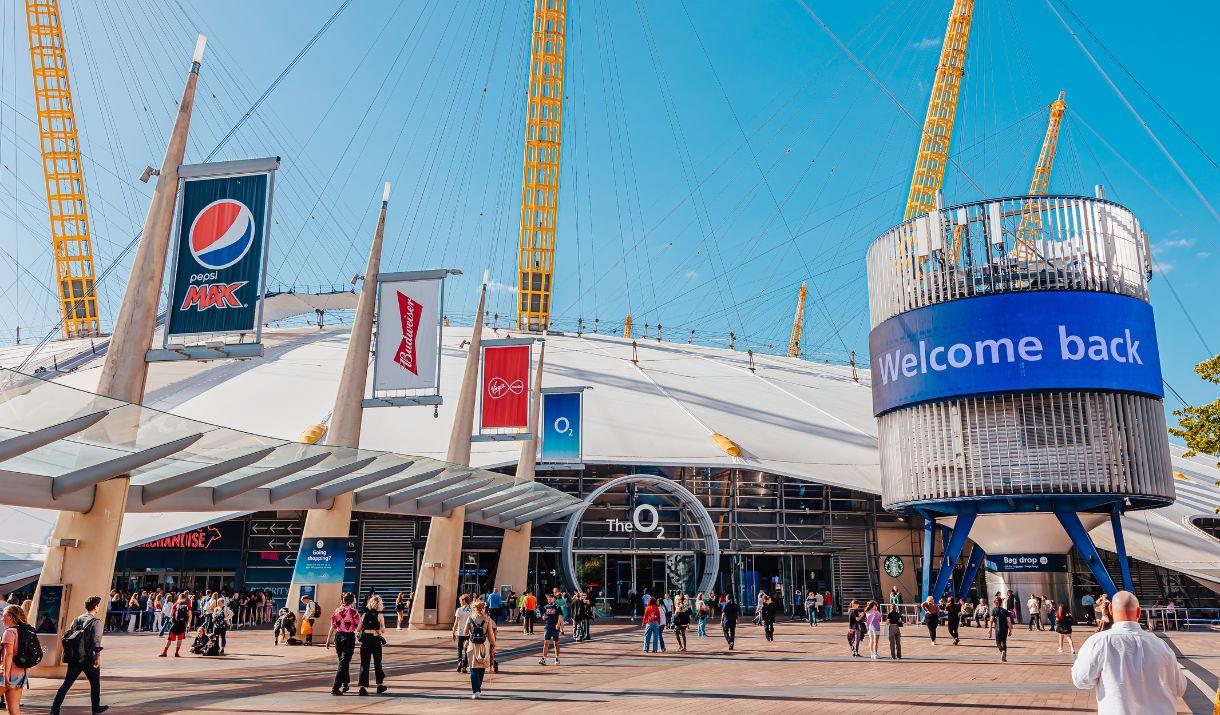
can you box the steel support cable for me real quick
[1151,258,1213,358]
[1044,0,1220,224]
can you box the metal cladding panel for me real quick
[877,391,1173,509]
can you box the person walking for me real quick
[823,591,833,622]
[696,593,710,637]
[1004,590,1019,624]
[673,595,692,651]
[159,593,191,657]
[885,603,904,659]
[539,594,564,665]
[642,597,662,653]
[487,589,503,623]
[464,600,495,700]
[721,593,740,650]
[1054,603,1075,655]
[989,596,1011,662]
[760,595,776,642]
[805,591,818,627]
[846,600,866,657]
[394,592,406,630]
[452,594,473,673]
[1045,597,1057,631]
[2,604,31,714]
[864,601,883,659]
[357,594,387,696]
[1071,591,1185,714]
[522,591,538,635]
[324,592,360,696]
[49,596,108,715]
[946,598,962,645]
[921,596,940,645]
[1027,594,1043,631]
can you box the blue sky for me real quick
[0,0,1216,412]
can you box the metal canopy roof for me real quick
[0,368,578,529]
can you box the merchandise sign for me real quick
[166,162,276,337]
[984,553,1069,573]
[540,390,582,462]
[480,344,530,430]
[372,274,443,392]
[290,536,349,584]
[868,291,1163,416]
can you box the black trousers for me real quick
[359,635,385,688]
[524,611,536,634]
[456,635,469,668]
[51,661,101,713]
[996,630,1008,653]
[722,621,736,647]
[332,632,355,691]
[947,615,960,641]
[925,615,939,642]
[763,621,774,641]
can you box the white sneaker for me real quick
[1057,647,1063,653]
[870,653,878,660]
[472,693,479,700]
[555,658,561,665]
[538,658,547,665]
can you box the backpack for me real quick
[13,623,42,669]
[60,615,95,665]
[469,618,487,645]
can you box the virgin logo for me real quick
[487,376,525,399]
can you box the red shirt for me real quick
[642,604,661,624]
[824,594,833,606]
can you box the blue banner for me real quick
[868,291,1162,415]
[985,553,1070,573]
[290,536,348,584]
[541,390,582,462]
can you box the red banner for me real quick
[480,344,530,430]
[393,291,423,374]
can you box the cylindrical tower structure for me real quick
[866,194,1173,604]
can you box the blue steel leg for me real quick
[930,512,976,601]
[1056,509,1118,597]
[957,544,985,602]
[921,517,935,602]
[1110,505,1133,593]
[940,525,956,597]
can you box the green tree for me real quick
[1169,355,1220,468]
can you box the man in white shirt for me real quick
[1027,595,1043,630]
[1071,591,1185,715]
[452,594,473,674]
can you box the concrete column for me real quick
[492,342,545,596]
[410,285,486,629]
[288,182,391,635]
[31,37,206,675]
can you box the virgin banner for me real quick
[480,344,530,430]
[373,275,441,392]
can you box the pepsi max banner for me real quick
[372,273,442,392]
[166,160,276,337]
[480,343,530,430]
[869,291,1162,416]
[540,389,583,462]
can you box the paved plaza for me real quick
[28,619,1218,713]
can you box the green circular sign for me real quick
[883,555,905,578]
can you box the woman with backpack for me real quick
[357,594,387,696]
[2,604,33,714]
[209,600,231,655]
[463,600,495,699]
[159,594,192,657]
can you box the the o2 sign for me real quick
[607,503,667,538]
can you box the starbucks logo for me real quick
[884,555,905,578]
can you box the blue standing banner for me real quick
[291,537,349,584]
[540,388,583,462]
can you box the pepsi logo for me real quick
[488,377,525,399]
[189,199,255,270]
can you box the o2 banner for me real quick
[290,536,348,584]
[373,273,442,392]
[166,159,277,337]
[985,553,1069,573]
[540,389,582,462]
[480,343,530,430]
[868,291,1163,416]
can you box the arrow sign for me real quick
[270,523,281,534]
[251,524,265,534]
[287,523,301,534]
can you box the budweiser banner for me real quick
[165,158,278,337]
[480,343,530,430]
[372,274,442,392]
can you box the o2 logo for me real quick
[607,503,666,538]
[553,415,573,437]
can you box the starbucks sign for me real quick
[883,555,905,578]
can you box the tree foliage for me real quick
[1169,354,1220,467]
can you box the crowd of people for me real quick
[101,588,276,634]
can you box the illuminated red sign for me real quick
[136,525,223,550]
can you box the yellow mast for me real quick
[1013,91,1067,258]
[623,313,632,339]
[903,0,975,220]
[516,0,567,332]
[787,281,807,358]
[25,0,101,338]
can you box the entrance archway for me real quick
[560,474,720,595]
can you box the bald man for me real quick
[1070,590,1185,715]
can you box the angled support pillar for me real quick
[930,511,974,601]
[411,283,487,630]
[1055,509,1118,597]
[939,524,956,598]
[32,35,207,676]
[493,342,545,597]
[921,516,935,602]
[957,544,985,602]
[290,181,391,636]
[1109,505,1133,593]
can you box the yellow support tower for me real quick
[25,0,101,337]
[1013,91,1067,259]
[787,281,807,358]
[903,0,975,220]
[516,0,567,332]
